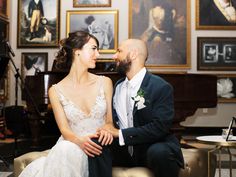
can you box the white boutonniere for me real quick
[132,89,146,110]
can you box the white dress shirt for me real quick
[113,67,146,145]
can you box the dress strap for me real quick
[52,84,65,101]
[98,76,105,97]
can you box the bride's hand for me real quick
[77,134,102,157]
[97,129,113,146]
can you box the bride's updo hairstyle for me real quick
[54,30,99,71]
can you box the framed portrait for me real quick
[217,74,236,103]
[73,0,111,7]
[0,0,8,20]
[66,10,118,54]
[129,0,191,68]
[197,37,236,71]
[196,0,236,30]
[17,0,60,48]
[21,52,48,80]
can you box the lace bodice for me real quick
[53,76,107,136]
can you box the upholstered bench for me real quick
[14,148,216,177]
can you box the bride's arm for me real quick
[48,86,102,157]
[97,77,115,145]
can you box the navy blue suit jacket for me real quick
[112,71,184,167]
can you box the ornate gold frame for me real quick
[17,0,60,48]
[129,0,191,69]
[73,0,111,7]
[66,10,118,54]
[196,0,236,30]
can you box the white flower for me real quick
[217,78,235,98]
[133,89,146,110]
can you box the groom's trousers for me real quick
[88,138,112,177]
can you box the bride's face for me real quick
[79,38,100,69]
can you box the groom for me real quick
[101,39,184,177]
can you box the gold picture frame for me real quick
[73,0,111,7]
[66,10,118,54]
[217,74,236,103]
[129,0,191,69]
[196,0,236,30]
[17,0,60,48]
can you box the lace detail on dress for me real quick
[53,76,106,136]
[19,76,107,177]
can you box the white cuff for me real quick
[118,129,125,146]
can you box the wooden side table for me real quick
[197,135,236,177]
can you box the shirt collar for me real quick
[123,67,146,89]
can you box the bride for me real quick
[19,31,114,177]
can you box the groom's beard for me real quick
[116,55,132,75]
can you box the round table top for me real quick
[196,135,236,147]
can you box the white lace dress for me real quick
[19,76,107,177]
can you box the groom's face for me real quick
[113,42,132,75]
[115,53,132,75]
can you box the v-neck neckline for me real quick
[62,92,100,117]
[54,79,102,117]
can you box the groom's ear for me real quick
[129,49,138,60]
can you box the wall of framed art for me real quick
[6,0,236,128]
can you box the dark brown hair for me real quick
[54,30,99,72]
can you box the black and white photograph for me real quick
[203,44,218,63]
[17,0,60,48]
[73,0,111,7]
[197,37,236,70]
[21,52,48,80]
[217,74,236,102]
[196,0,236,30]
[224,45,236,63]
[66,10,118,53]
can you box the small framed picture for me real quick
[21,52,48,80]
[197,37,236,71]
[17,0,60,48]
[66,10,118,54]
[73,0,111,7]
[196,0,236,30]
[217,74,236,103]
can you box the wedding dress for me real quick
[19,76,107,177]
